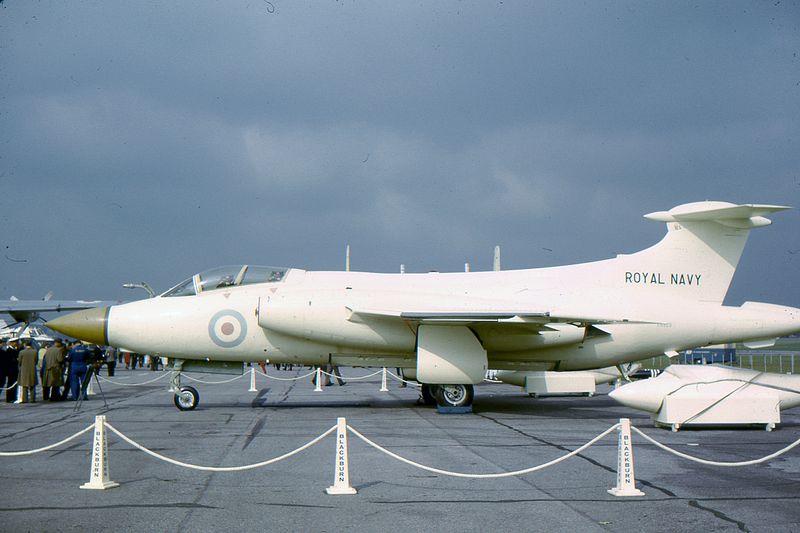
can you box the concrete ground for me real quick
[1,367,799,532]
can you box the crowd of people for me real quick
[0,337,162,403]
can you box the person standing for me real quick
[0,338,9,397]
[41,340,66,401]
[17,340,38,403]
[66,341,90,400]
[105,346,117,377]
[37,341,49,374]
[0,338,20,402]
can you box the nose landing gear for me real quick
[174,385,199,411]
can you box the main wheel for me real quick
[174,385,199,411]
[435,384,474,408]
[420,384,438,406]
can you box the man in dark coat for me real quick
[0,338,20,402]
[0,338,9,397]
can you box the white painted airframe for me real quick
[47,201,800,410]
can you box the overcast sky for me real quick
[1,1,798,308]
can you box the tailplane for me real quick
[621,201,789,304]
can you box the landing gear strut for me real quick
[421,384,438,405]
[170,359,199,411]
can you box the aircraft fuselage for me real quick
[100,268,799,372]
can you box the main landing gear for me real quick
[420,384,474,409]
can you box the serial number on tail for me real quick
[624,271,702,286]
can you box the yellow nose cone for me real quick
[47,307,110,345]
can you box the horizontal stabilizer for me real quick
[644,201,790,228]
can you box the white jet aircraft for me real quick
[46,201,800,411]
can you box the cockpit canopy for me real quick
[162,265,288,297]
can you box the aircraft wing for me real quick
[0,300,116,314]
[347,308,657,328]
[0,299,119,326]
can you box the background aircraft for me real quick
[0,296,119,340]
[47,201,800,411]
[0,319,54,343]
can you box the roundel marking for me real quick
[208,309,248,348]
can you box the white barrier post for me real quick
[13,384,22,404]
[87,376,95,396]
[314,367,323,392]
[380,367,389,392]
[325,417,357,495]
[248,367,257,392]
[80,415,119,490]
[608,418,645,497]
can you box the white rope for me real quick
[181,374,245,385]
[319,369,382,381]
[0,381,18,391]
[255,369,317,382]
[97,373,169,386]
[347,423,620,478]
[104,422,337,472]
[385,370,422,388]
[0,424,95,456]
[631,425,800,467]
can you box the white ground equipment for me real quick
[609,365,800,431]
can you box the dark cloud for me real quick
[1,0,798,308]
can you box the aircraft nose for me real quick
[608,380,663,413]
[46,306,110,345]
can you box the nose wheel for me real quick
[174,385,199,411]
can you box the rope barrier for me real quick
[97,373,170,386]
[7,413,800,496]
[0,381,18,391]
[630,425,800,467]
[347,423,620,478]
[104,422,337,472]
[254,369,317,381]
[180,374,245,385]
[385,370,421,387]
[319,369,382,381]
[0,424,95,456]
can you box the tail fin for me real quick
[621,201,789,304]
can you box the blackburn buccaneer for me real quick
[47,201,800,410]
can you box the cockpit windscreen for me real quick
[161,265,288,297]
